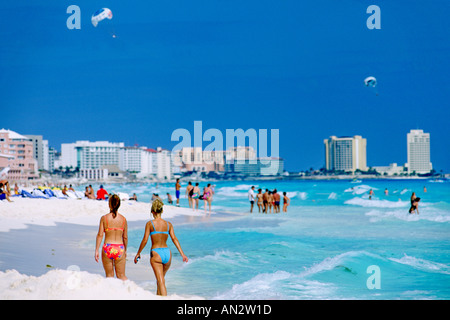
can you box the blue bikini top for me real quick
[150,220,169,236]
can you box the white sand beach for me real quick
[0,197,219,300]
[0,197,202,232]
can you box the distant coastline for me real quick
[15,173,448,188]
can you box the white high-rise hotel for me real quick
[324,135,367,172]
[61,141,175,180]
[406,129,432,174]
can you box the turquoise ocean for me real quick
[98,179,450,300]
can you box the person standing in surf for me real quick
[134,199,188,296]
[409,197,421,214]
[203,183,213,214]
[283,192,290,212]
[175,178,181,207]
[186,181,193,208]
[95,194,128,280]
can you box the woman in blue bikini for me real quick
[134,199,188,296]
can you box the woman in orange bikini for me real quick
[95,194,128,280]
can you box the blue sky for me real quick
[1,0,449,172]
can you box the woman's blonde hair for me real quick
[151,199,164,214]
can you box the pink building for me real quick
[0,129,39,181]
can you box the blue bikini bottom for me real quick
[151,247,171,264]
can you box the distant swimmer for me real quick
[369,189,374,200]
[256,189,263,213]
[268,191,274,213]
[166,193,172,204]
[384,188,388,196]
[262,189,269,213]
[175,178,181,207]
[186,181,193,208]
[410,192,416,206]
[248,186,255,213]
[424,186,427,193]
[273,189,281,213]
[409,197,421,215]
[203,183,213,214]
[283,192,290,212]
[191,183,200,211]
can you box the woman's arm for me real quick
[95,216,104,262]
[122,217,128,252]
[169,223,188,263]
[134,222,150,263]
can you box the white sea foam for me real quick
[0,269,202,300]
[389,254,450,275]
[328,192,338,200]
[215,184,255,198]
[344,185,377,195]
[189,250,247,267]
[345,197,408,208]
[365,208,450,223]
[213,270,294,299]
[213,251,373,300]
[296,192,307,200]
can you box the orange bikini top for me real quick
[105,215,125,232]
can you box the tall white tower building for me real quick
[324,135,367,172]
[406,129,432,174]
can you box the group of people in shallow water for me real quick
[177,179,215,213]
[248,186,290,213]
[95,195,188,296]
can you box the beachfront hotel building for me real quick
[0,129,39,180]
[406,129,432,174]
[61,141,175,181]
[61,141,125,170]
[173,147,227,172]
[23,134,55,172]
[372,163,405,176]
[120,146,174,180]
[324,135,367,172]
[224,157,284,176]
[173,146,262,174]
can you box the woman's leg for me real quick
[114,252,128,280]
[101,251,115,278]
[151,251,170,296]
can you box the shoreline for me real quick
[0,197,244,299]
[6,175,446,189]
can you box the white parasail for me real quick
[91,8,113,27]
[364,76,379,95]
[364,76,377,87]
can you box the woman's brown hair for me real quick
[109,194,121,218]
